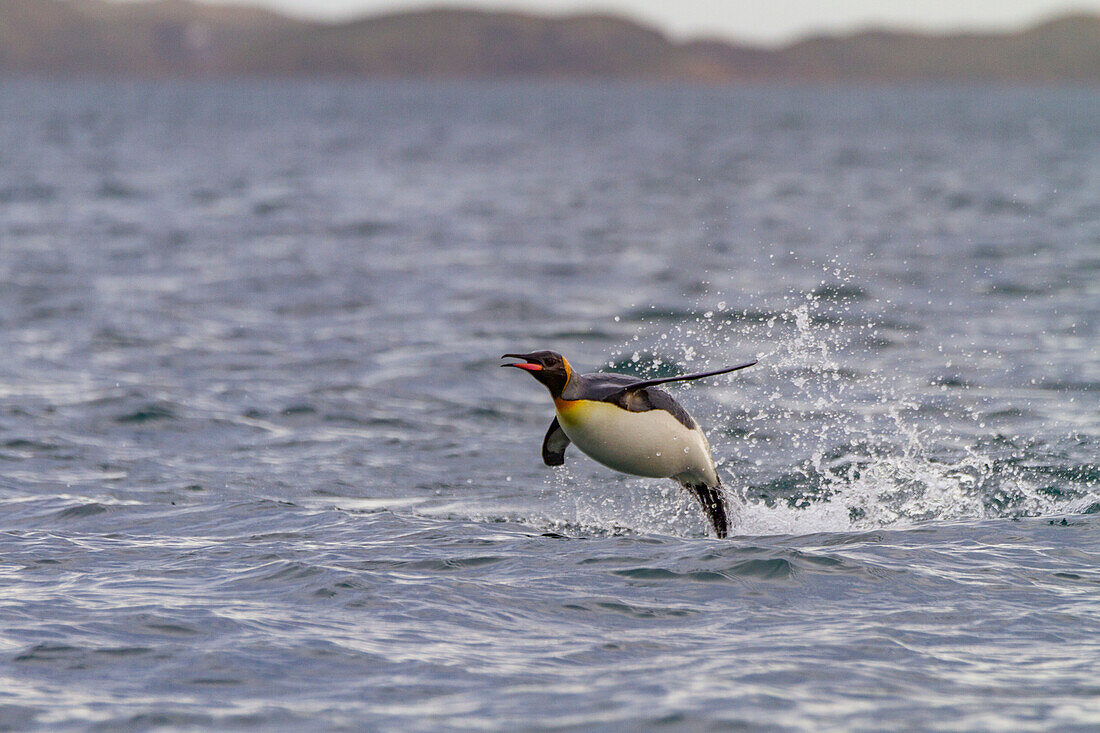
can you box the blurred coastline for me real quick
[3,0,1100,82]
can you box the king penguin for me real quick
[502,350,756,538]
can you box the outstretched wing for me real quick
[615,361,757,394]
[541,417,570,466]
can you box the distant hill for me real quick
[0,0,295,75]
[777,14,1100,81]
[2,0,1099,81]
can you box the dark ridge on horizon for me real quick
[3,0,1099,80]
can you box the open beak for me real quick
[501,354,543,371]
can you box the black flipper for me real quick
[682,482,730,539]
[618,361,757,394]
[541,417,570,466]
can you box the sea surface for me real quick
[0,81,1098,731]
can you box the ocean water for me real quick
[0,81,1097,730]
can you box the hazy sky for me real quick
[177,0,1100,44]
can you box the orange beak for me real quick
[501,354,544,371]
[501,362,543,371]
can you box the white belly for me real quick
[555,399,718,485]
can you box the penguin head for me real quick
[501,351,572,396]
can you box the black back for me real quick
[562,373,697,429]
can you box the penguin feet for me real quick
[681,483,730,539]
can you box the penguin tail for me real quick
[681,481,730,539]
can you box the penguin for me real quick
[502,350,756,538]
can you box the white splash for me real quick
[551,280,1097,538]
